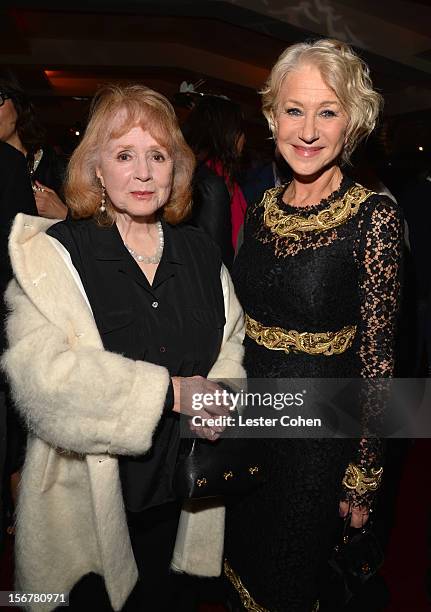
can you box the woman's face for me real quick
[96,125,174,222]
[274,63,348,179]
[0,97,18,143]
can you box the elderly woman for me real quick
[1,84,245,611]
[224,39,403,611]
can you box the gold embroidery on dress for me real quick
[342,463,383,496]
[262,183,374,241]
[245,314,356,356]
[224,559,270,611]
[224,560,319,611]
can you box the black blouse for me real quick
[47,218,225,511]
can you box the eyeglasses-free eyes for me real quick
[0,93,11,107]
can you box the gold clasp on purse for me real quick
[224,471,234,480]
[196,477,208,487]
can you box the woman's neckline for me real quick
[280,174,352,212]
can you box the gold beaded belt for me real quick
[245,314,356,356]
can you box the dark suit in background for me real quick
[189,164,234,270]
[0,142,37,324]
[399,173,431,373]
[0,141,37,552]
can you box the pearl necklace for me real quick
[124,221,164,264]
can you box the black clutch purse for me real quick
[173,437,264,500]
[327,515,384,605]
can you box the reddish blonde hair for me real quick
[65,84,195,224]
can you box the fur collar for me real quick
[8,213,102,347]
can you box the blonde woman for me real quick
[2,85,245,611]
[225,40,403,611]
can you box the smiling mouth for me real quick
[130,191,154,197]
[292,146,323,157]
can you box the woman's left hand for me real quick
[33,180,68,220]
[339,500,370,528]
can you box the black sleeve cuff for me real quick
[163,379,174,413]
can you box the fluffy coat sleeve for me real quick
[1,265,245,459]
[1,279,170,457]
[208,264,245,381]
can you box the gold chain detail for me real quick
[262,183,374,241]
[245,314,356,356]
[342,463,383,496]
[224,559,270,611]
[224,560,319,612]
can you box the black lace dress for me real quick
[224,176,403,612]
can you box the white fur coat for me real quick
[1,213,245,611]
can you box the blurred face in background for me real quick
[0,95,18,144]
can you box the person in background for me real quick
[225,39,403,611]
[241,145,291,209]
[0,141,37,553]
[182,95,247,269]
[0,81,67,544]
[0,79,67,220]
[236,146,291,252]
[1,84,245,612]
[398,160,431,375]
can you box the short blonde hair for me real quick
[65,84,195,224]
[261,39,383,164]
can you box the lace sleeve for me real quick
[343,196,403,507]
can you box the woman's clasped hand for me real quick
[172,375,233,439]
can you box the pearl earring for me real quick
[100,185,106,212]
